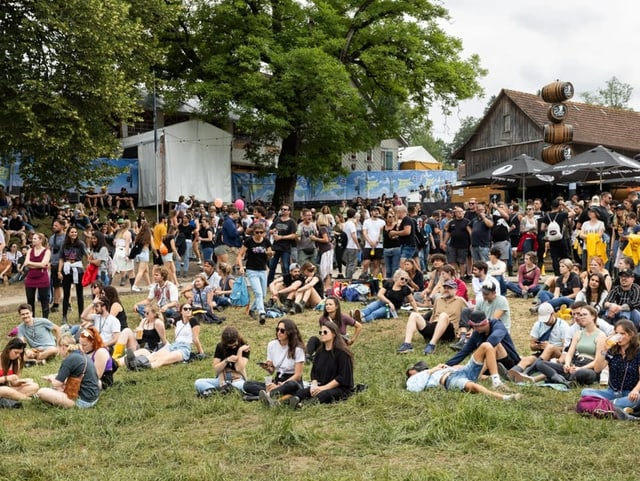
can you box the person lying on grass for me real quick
[124,302,204,371]
[406,342,522,401]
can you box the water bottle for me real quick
[385,304,390,319]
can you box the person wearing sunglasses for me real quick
[357,268,418,322]
[195,326,250,397]
[245,319,305,405]
[289,320,354,408]
[112,301,167,362]
[267,204,297,286]
[237,224,273,324]
[124,302,204,371]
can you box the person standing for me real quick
[390,205,416,265]
[341,208,360,280]
[362,207,385,279]
[296,209,318,267]
[441,207,471,280]
[58,226,88,325]
[267,204,297,285]
[48,219,66,313]
[24,232,51,317]
[469,202,494,262]
[237,224,273,324]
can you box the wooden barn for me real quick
[453,89,640,179]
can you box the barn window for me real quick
[503,114,511,133]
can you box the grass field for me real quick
[1,288,639,481]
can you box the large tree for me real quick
[0,0,176,193]
[581,76,634,110]
[167,0,485,205]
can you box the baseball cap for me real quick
[537,302,555,323]
[468,311,489,327]
[289,263,300,272]
[481,281,497,292]
[443,280,457,289]
[619,269,634,278]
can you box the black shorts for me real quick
[497,355,518,370]
[362,247,383,261]
[50,264,62,288]
[418,321,456,343]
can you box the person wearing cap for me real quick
[268,263,304,312]
[397,278,467,354]
[445,311,520,390]
[507,302,571,382]
[452,280,511,351]
[601,268,640,327]
[406,344,522,401]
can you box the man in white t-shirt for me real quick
[342,208,359,280]
[80,296,121,348]
[362,207,385,278]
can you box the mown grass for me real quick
[1,290,639,481]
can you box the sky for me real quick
[429,0,640,142]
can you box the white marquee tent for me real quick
[121,120,233,206]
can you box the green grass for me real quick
[1,266,639,479]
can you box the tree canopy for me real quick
[166,0,485,204]
[0,0,176,193]
[580,76,634,110]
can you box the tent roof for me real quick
[398,146,438,164]
[121,119,232,149]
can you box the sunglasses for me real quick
[81,330,94,339]
[319,330,331,335]
[281,208,290,211]
[275,327,286,334]
[144,311,151,316]
[254,231,265,234]
[182,306,192,311]
[399,277,407,281]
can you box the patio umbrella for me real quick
[463,154,555,204]
[539,145,640,190]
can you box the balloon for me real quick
[234,199,245,211]
[214,198,223,208]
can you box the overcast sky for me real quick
[429,0,640,142]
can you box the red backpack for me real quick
[576,395,619,419]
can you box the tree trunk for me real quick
[271,174,297,208]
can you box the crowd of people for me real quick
[2,189,640,419]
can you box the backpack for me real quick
[576,395,619,419]
[545,213,563,242]
[229,276,250,307]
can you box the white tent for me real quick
[121,120,233,206]
[398,146,440,170]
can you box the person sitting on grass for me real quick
[358,268,418,322]
[248,319,305,406]
[78,326,117,390]
[133,266,180,326]
[268,263,304,313]
[16,303,60,364]
[289,320,354,409]
[37,334,100,409]
[504,251,541,299]
[291,262,324,314]
[397,279,467,355]
[507,302,571,383]
[422,263,468,305]
[600,268,640,326]
[79,295,121,351]
[306,296,362,361]
[405,344,522,401]
[124,302,204,371]
[112,302,168,362]
[194,326,250,397]
[523,304,606,387]
[535,258,581,312]
[0,338,39,402]
[445,311,520,392]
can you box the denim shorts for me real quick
[166,342,191,361]
[136,247,150,263]
[400,245,416,260]
[445,358,483,391]
[76,397,99,409]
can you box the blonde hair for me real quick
[58,334,82,352]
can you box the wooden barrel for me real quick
[541,144,572,165]
[544,124,573,144]
[547,103,569,123]
[541,81,574,103]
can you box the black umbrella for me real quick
[463,154,554,204]
[539,145,640,189]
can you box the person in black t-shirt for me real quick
[237,226,273,324]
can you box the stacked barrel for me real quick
[541,81,574,164]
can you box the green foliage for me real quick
[581,76,634,110]
[164,0,485,204]
[0,0,176,194]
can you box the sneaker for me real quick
[259,313,266,325]
[124,348,137,371]
[396,342,414,354]
[289,396,301,409]
[449,337,466,351]
[507,369,535,384]
[259,390,277,408]
[352,309,362,323]
[529,305,539,314]
[503,393,524,401]
[131,285,142,293]
[198,388,216,398]
[493,382,514,393]
[120,279,126,287]
[294,302,304,314]
[522,293,529,300]
[423,344,436,355]
[497,362,509,380]
[50,304,59,313]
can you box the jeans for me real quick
[343,248,358,280]
[537,291,575,310]
[361,299,392,322]
[504,282,540,298]
[247,269,268,314]
[400,245,416,260]
[384,247,401,278]
[202,246,213,262]
[181,239,192,274]
[268,250,291,285]
[194,376,245,394]
[580,387,636,409]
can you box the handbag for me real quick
[128,242,143,260]
[64,356,88,400]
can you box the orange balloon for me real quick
[214,198,223,208]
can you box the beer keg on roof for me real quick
[541,144,573,165]
[547,103,569,123]
[541,81,574,103]
[544,124,573,144]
